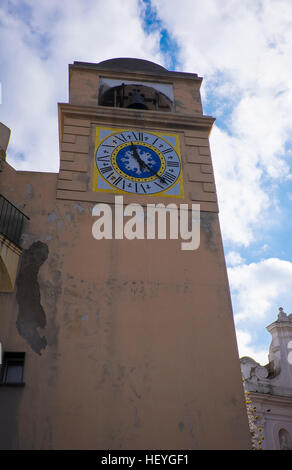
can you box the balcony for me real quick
[0,194,29,292]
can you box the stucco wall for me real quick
[0,164,250,449]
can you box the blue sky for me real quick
[1,0,292,363]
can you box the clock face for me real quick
[94,128,183,197]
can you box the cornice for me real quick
[69,63,202,83]
[58,103,215,134]
[250,391,292,406]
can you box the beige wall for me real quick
[0,61,251,450]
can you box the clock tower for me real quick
[0,58,251,449]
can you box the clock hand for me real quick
[142,160,166,184]
[140,158,167,184]
[132,146,166,183]
[130,142,143,171]
[130,142,166,184]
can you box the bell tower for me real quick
[54,58,251,448]
[0,58,251,450]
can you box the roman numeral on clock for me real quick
[167,161,179,167]
[100,166,113,174]
[162,171,176,183]
[97,156,110,162]
[162,148,174,154]
[112,176,123,186]
[115,133,127,143]
[154,182,164,189]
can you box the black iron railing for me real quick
[0,194,29,247]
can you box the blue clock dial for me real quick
[115,145,161,179]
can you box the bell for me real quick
[127,91,148,110]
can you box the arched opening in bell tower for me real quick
[99,83,173,111]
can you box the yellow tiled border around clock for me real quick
[93,126,184,198]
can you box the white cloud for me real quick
[236,329,269,365]
[228,257,292,323]
[0,0,163,172]
[226,251,244,266]
[210,126,270,245]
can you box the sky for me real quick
[1,0,292,364]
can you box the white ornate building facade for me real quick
[241,308,292,450]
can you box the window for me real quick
[0,352,25,385]
[279,429,292,450]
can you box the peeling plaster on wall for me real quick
[47,212,58,223]
[16,241,49,354]
[74,204,85,213]
[201,212,216,250]
[20,233,48,250]
[39,252,62,350]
